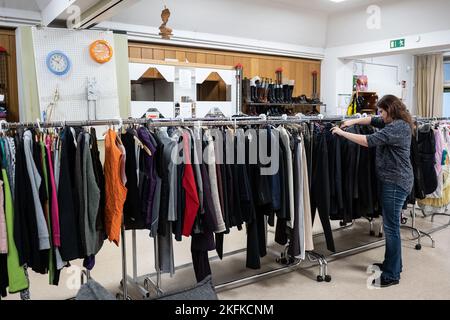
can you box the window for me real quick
[444,59,450,116]
[445,61,450,83]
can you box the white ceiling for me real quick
[241,0,392,13]
[34,0,52,10]
[0,0,393,15]
[0,0,40,11]
[57,0,101,20]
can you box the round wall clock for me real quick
[89,40,113,64]
[46,50,71,76]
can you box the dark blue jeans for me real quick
[381,182,409,281]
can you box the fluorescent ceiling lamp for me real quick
[330,0,348,3]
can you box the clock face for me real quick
[46,51,71,76]
[90,40,113,63]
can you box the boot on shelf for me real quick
[283,84,290,103]
[242,78,252,104]
[251,76,261,103]
[255,79,261,103]
[273,84,278,103]
[288,80,295,104]
[280,84,285,103]
[267,82,274,103]
[273,84,279,103]
[261,78,268,103]
[270,79,277,103]
[250,85,256,103]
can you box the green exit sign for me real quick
[390,39,405,49]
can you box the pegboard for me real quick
[32,27,120,122]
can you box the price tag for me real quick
[146,111,160,119]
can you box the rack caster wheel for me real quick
[324,275,332,282]
[370,230,375,236]
[339,221,346,227]
[116,292,132,300]
[415,244,422,250]
[317,275,324,282]
[378,232,383,238]
[401,217,408,224]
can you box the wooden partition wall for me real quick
[0,28,18,121]
[128,42,321,98]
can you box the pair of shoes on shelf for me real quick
[372,277,399,288]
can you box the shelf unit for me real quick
[129,58,238,118]
[246,102,326,107]
[243,101,326,115]
[351,91,378,115]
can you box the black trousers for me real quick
[0,254,8,297]
[310,131,336,252]
[191,232,214,282]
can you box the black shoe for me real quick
[372,277,399,288]
[372,263,383,271]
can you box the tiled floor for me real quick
[3,210,450,300]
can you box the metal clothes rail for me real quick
[405,116,450,247]
[0,114,345,300]
[115,115,449,298]
[0,114,357,130]
[3,114,443,299]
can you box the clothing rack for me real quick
[113,114,372,298]
[0,114,365,130]
[0,114,398,299]
[408,116,450,247]
[0,115,343,300]
[119,115,449,298]
[3,114,442,299]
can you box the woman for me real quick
[331,95,414,288]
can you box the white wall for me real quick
[321,27,450,115]
[326,0,450,48]
[331,54,415,115]
[110,0,328,48]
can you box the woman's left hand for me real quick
[331,126,344,136]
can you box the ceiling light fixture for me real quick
[329,0,348,3]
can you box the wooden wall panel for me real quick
[164,49,176,59]
[176,51,186,62]
[153,49,164,60]
[128,42,322,98]
[8,33,18,122]
[186,52,196,63]
[196,53,206,64]
[0,29,19,121]
[240,57,251,78]
[224,55,234,66]
[206,54,216,65]
[250,58,259,78]
[295,63,305,97]
[141,48,153,59]
[128,46,141,59]
[215,55,225,66]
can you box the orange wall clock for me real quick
[89,40,113,64]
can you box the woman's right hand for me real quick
[340,119,355,129]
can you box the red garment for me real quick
[181,131,199,237]
[46,136,60,247]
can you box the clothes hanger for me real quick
[115,118,124,146]
[133,134,152,156]
[0,120,6,137]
